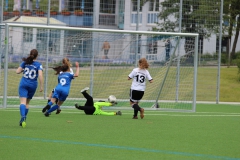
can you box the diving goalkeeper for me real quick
[75,87,122,116]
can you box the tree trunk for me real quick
[231,17,240,55]
[227,38,231,67]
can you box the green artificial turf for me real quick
[0,104,240,160]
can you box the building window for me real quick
[131,1,142,24]
[149,0,159,12]
[62,0,93,12]
[132,0,142,12]
[148,0,159,23]
[148,13,158,23]
[23,28,33,42]
[100,0,116,13]
[131,13,142,24]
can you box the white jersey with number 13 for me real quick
[128,68,153,91]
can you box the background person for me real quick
[102,40,110,59]
[165,39,172,61]
[16,49,43,128]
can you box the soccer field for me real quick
[0,103,240,160]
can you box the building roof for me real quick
[3,16,66,26]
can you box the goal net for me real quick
[1,23,198,112]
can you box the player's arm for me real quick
[95,101,112,107]
[128,69,135,80]
[74,62,79,77]
[147,71,153,83]
[16,67,23,74]
[38,70,43,92]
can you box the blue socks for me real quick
[19,104,26,122]
[47,105,59,113]
[19,105,30,123]
[48,101,53,106]
[25,108,29,116]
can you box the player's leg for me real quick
[25,98,31,120]
[75,104,95,115]
[80,87,94,106]
[131,102,139,119]
[75,87,95,114]
[132,103,144,119]
[45,89,67,117]
[18,84,32,128]
[130,89,144,119]
[20,84,37,127]
[19,97,27,127]
[42,89,54,113]
[99,110,122,116]
[47,90,53,103]
[55,98,62,114]
[42,97,57,113]
[129,89,138,119]
[75,87,95,115]
[45,100,64,117]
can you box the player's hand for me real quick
[39,86,43,92]
[75,62,79,67]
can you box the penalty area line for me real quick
[0,109,239,117]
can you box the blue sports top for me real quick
[56,72,74,90]
[20,61,43,83]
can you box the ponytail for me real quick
[22,49,38,64]
[53,64,69,75]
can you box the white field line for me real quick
[1,109,239,116]
[1,96,240,104]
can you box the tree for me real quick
[152,0,222,55]
[154,0,221,35]
[223,0,240,57]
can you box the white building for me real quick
[2,0,240,61]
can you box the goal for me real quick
[1,23,199,112]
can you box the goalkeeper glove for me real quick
[111,102,118,106]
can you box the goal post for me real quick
[1,23,199,112]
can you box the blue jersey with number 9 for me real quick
[52,72,74,101]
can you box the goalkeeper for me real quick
[75,87,122,116]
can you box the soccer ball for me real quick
[108,95,117,103]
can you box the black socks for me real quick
[132,104,140,116]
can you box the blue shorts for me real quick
[18,81,37,99]
[52,88,68,101]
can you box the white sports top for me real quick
[128,68,153,91]
[60,68,74,75]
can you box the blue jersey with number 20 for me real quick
[52,72,74,101]
[18,61,43,99]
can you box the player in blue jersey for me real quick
[16,49,43,128]
[43,59,79,117]
[42,58,74,114]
